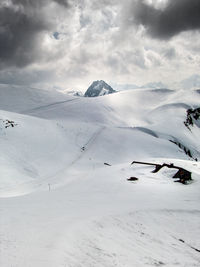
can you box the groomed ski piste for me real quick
[0,84,200,266]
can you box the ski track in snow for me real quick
[0,125,106,196]
[70,126,106,166]
[22,98,79,115]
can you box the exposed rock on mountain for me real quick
[84,80,116,97]
[66,90,83,97]
[184,107,200,130]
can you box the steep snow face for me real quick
[84,80,116,97]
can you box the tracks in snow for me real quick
[70,126,106,166]
[22,98,79,116]
[0,125,106,197]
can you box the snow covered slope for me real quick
[0,85,200,267]
[0,83,73,113]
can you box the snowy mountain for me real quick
[170,74,200,90]
[180,74,200,89]
[110,75,200,93]
[0,84,200,267]
[110,81,168,91]
[84,80,116,97]
[140,81,167,89]
[111,83,139,91]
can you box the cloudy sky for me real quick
[0,0,200,91]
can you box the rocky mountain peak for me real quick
[84,80,116,97]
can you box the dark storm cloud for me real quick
[0,0,69,69]
[54,0,70,8]
[132,0,200,39]
[0,4,47,68]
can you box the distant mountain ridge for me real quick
[111,74,200,91]
[180,74,200,89]
[84,80,116,97]
[112,82,168,91]
[66,90,83,97]
[140,82,167,89]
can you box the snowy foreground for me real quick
[0,85,200,266]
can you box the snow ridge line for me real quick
[22,98,79,114]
